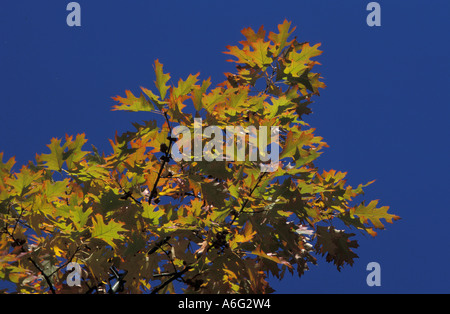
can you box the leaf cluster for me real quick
[0,20,399,294]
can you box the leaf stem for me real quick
[148,110,174,204]
[28,257,56,294]
[150,265,192,294]
[229,172,267,225]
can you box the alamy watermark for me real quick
[366,2,381,27]
[171,118,280,173]
[66,2,81,27]
[66,262,81,287]
[65,2,380,28]
[366,262,381,286]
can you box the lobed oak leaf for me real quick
[246,39,273,69]
[69,205,93,231]
[314,226,359,271]
[173,73,200,98]
[279,128,315,159]
[153,59,171,100]
[240,25,266,47]
[252,245,293,270]
[112,90,154,112]
[350,200,400,233]
[224,44,254,66]
[192,78,211,111]
[5,166,43,197]
[283,43,322,77]
[64,133,89,170]
[142,203,164,226]
[0,152,15,173]
[90,214,126,250]
[37,137,66,171]
[268,19,296,56]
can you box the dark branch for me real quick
[28,257,56,294]
[150,265,192,294]
[229,173,267,225]
[147,236,171,255]
[49,245,83,277]
[148,110,175,204]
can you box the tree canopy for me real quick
[0,20,399,294]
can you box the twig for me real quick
[147,236,171,255]
[147,235,178,278]
[12,206,25,235]
[2,225,23,248]
[115,175,143,206]
[150,265,192,294]
[148,110,175,204]
[229,173,266,225]
[28,257,56,294]
[49,245,83,277]
[242,208,266,214]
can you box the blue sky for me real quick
[1,0,449,293]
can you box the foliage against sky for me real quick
[0,20,399,294]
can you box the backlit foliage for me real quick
[0,20,399,294]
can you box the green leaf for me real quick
[112,90,155,112]
[90,214,126,250]
[141,86,165,110]
[6,166,42,196]
[314,226,359,271]
[65,134,89,170]
[99,189,125,214]
[192,78,211,111]
[350,200,400,233]
[268,19,295,56]
[267,96,292,118]
[42,179,69,201]
[142,203,164,226]
[279,128,314,159]
[173,73,199,98]
[283,43,322,77]
[248,39,273,69]
[0,152,15,173]
[38,137,66,171]
[68,161,109,181]
[154,59,171,100]
[70,206,93,231]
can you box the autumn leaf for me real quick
[252,245,293,270]
[64,134,89,170]
[350,200,400,235]
[5,166,43,197]
[279,128,315,159]
[192,78,211,111]
[224,44,254,66]
[112,90,154,112]
[173,73,200,98]
[142,203,164,226]
[42,179,69,201]
[0,20,399,294]
[247,39,273,69]
[69,205,93,231]
[90,214,126,250]
[154,59,171,100]
[240,25,266,47]
[268,19,295,56]
[36,134,89,172]
[37,137,66,171]
[0,152,15,173]
[314,226,359,271]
